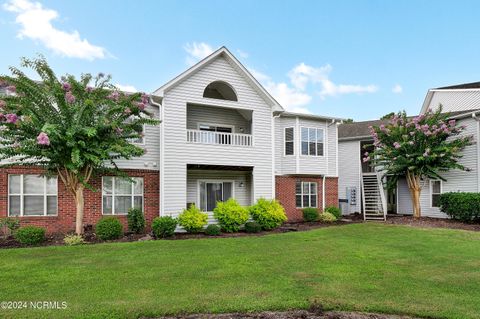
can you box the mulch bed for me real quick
[151,310,419,319]
[385,214,480,232]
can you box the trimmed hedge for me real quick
[324,206,342,220]
[96,217,123,240]
[213,198,249,232]
[249,198,287,230]
[303,208,319,222]
[152,216,177,238]
[205,224,221,236]
[244,221,262,233]
[178,204,208,233]
[15,226,45,245]
[439,192,480,222]
[127,208,145,234]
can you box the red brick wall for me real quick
[0,167,159,234]
[275,176,338,222]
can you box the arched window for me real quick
[203,81,238,101]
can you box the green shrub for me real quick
[0,217,20,236]
[127,208,145,234]
[95,217,123,240]
[152,216,177,238]
[205,224,221,236]
[15,226,45,245]
[63,234,85,246]
[324,206,342,220]
[249,198,287,230]
[213,198,249,232]
[439,192,480,222]
[178,204,208,233]
[319,212,337,223]
[244,221,262,233]
[303,208,319,222]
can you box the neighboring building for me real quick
[338,83,480,220]
[0,47,342,233]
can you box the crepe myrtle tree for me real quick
[363,107,472,218]
[0,56,159,234]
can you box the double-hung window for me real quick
[301,127,324,156]
[431,180,442,208]
[8,175,58,216]
[102,177,144,215]
[296,181,317,208]
[199,181,233,212]
[284,127,294,155]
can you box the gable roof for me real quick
[436,81,480,90]
[153,46,284,112]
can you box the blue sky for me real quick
[1,0,480,120]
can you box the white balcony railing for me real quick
[186,129,253,147]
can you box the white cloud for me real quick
[288,62,378,98]
[4,0,108,60]
[184,42,214,65]
[248,66,312,112]
[115,83,138,93]
[392,84,403,93]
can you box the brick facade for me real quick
[0,167,159,234]
[275,175,338,222]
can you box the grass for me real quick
[1,223,480,319]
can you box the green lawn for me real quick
[1,223,480,319]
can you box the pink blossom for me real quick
[62,82,71,91]
[409,131,415,136]
[115,127,123,135]
[0,100,5,109]
[36,132,50,146]
[364,151,369,156]
[363,157,370,163]
[136,102,146,111]
[393,142,401,149]
[85,86,94,93]
[5,113,18,124]
[141,93,149,104]
[6,85,16,93]
[108,91,120,101]
[124,108,131,115]
[65,92,76,104]
[448,119,456,127]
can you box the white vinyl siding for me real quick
[114,104,160,170]
[337,140,362,214]
[427,90,480,113]
[8,175,58,216]
[102,177,143,215]
[284,127,294,156]
[162,55,274,217]
[296,181,317,208]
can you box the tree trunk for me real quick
[74,185,85,235]
[406,171,422,218]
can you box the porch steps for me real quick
[361,173,387,221]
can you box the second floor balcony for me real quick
[186,103,253,147]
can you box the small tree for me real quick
[364,108,472,218]
[0,56,159,234]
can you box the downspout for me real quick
[472,112,480,192]
[149,95,164,216]
[272,113,282,199]
[322,175,326,211]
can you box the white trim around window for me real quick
[295,181,318,208]
[102,176,144,215]
[430,180,442,208]
[284,127,294,156]
[300,127,324,157]
[8,175,58,217]
[197,179,235,212]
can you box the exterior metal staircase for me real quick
[361,172,387,221]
